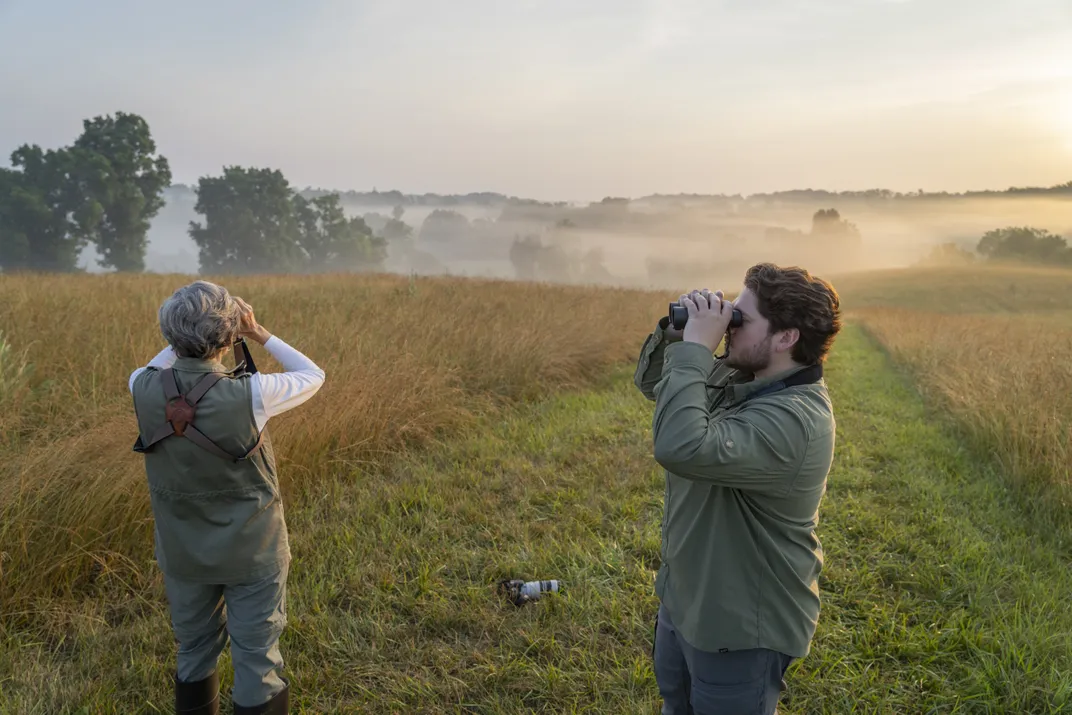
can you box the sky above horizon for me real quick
[1,0,1070,202]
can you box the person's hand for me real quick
[662,290,703,342]
[681,288,733,353]
[235,297,272,345]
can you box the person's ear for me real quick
[775,328,800,354]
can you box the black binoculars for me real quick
[668,300,743,331]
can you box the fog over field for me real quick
[80,184,1072,291]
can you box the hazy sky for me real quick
[1,0,1070,201]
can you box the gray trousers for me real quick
[163,562,289,708]
[653,604,793,715]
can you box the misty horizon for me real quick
[75,182,1072,283]
[162,179,1072,204]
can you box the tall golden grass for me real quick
[4,262,1070,622]
[854,307,1072,496]
[0,272,667,616]
[839,263,1072,506]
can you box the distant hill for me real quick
[163,180,1072,210]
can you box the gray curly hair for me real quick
[159,280,242,359]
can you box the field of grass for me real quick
[837,263,1072,524]
[1,264,1071,713]
[0,272,665,615]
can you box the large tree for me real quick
[73,111,172,271]
[0,145,104,272]
[418,209,471,244]
[810,208,861,244]
[976,226,1070,263]
[293,193,387,271]
[381,205,414,242]
[189,167,307,274]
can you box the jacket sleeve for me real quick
[634,316,678,401]
[250,335,326,431]
[128,345,177,393]
[651,341,807,493]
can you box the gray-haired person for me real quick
[129,280,325,715]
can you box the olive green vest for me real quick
[131,357,289,584]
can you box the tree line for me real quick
[0,112,387,274]
[0,112,171,272]
[194,180,1072,211]
[924,227,1072,267]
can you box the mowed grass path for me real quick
[3,325,1072,713]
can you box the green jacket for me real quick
[131,357,289,584]
[635,317,835,658]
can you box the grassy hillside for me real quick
[1,264,1071,712]
[834,263,1072,313]
[836,262,1072,522]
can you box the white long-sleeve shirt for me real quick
[128,336,326,432]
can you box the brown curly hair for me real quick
[743,263,842,365]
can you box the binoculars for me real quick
[669,299,743,331]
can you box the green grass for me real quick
[784,326,1072,714]
[3,324,1071,713]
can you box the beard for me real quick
[725,333,773,373]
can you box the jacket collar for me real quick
[172,356,231,374]
[722,363,813,406]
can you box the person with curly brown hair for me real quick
[635,263,843,715]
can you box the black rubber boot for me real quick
[232,679,289,715]
[175,671,220,714]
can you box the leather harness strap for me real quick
[186,371,226,404]
[135,341,264,462]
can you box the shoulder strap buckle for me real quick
[134,367,264,461]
